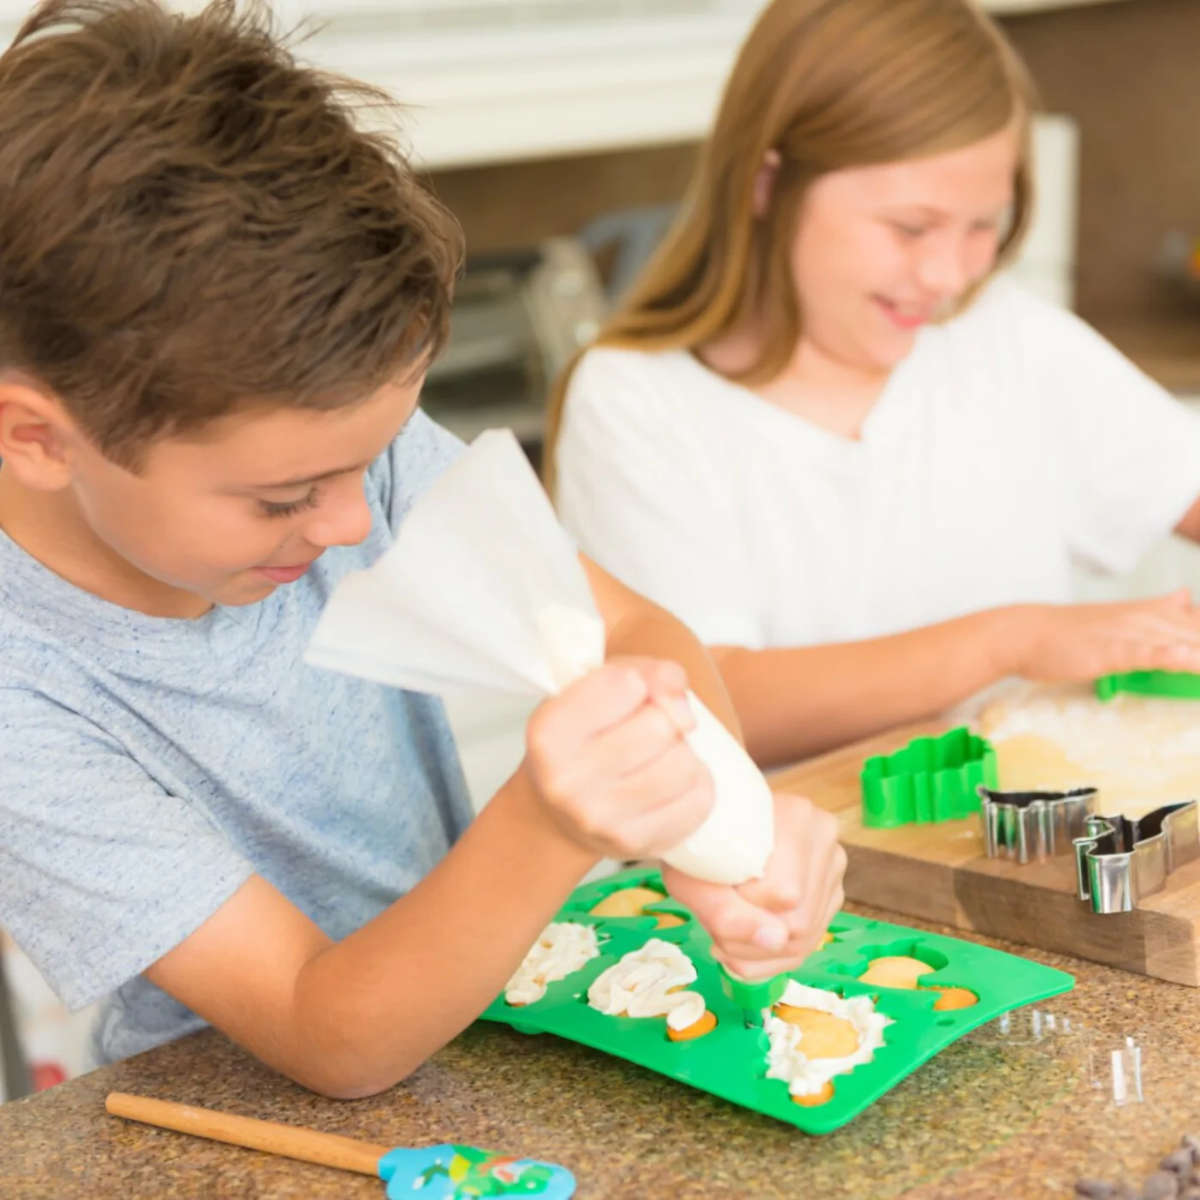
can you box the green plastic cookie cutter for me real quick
[1094,670,1200,702]
[481,866,1074,1135]
[861,726,998,829]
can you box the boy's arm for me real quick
[147,564,839,1096]
[147,765,595,1099]
[147,653,720,1099]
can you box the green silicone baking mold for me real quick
[480,866,1073,1135]
[860,726,998,829]
[1094,670,1200,702]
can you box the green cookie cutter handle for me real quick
[861,726,998,829]
[480,866,1073,1136]
[1094,670,1200,702]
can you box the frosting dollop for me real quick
[587,937,706,1031]
[764,981,891,1097]
[505,921,601,1006]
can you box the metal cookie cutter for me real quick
[1074,800,1200,914]
[978,786,1098,865]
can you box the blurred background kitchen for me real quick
[2,0,1198,1102]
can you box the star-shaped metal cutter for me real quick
[1073,800,1200,914]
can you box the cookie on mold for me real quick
[927,985,978,1011]
[857,954,978,1010]
[771,1005,860,1058]
[858,955,935,989]
[765,982,891,1105]
[667,1010,718,1042]
[589,885,687,929]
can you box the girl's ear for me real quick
[752,149,782,218]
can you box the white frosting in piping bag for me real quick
[532,602,774,885]
[662,691,774,885]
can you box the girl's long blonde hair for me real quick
[544,0,1037,494]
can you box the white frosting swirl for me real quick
[505,921,601,1006]
[764,981,891,1097]
[586,937,706,1032]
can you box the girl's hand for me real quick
[662,793,846,979]
[521,658,714,861]
[1012,589,1200,682]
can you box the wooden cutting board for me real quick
[770,721,1200,986]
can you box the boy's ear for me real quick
[753,149,782,219]
[0,376,77,491]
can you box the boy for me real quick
[0,0,844,1098]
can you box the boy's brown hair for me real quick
[0,0,462,468]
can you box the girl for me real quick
[547,0,1200,767]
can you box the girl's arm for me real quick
[715,592,1200,766]
[1176,493,1200,543]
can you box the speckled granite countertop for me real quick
[4,904,1198,1200]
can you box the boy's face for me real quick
[65,375,423,610]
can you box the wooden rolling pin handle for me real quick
[105,1092,393,1178]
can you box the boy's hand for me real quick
[1013,590,1200,681]
[663,793,846,980]
[522,658,715,861]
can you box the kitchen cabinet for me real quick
[0,2,1131,171]
[261,0,1126,171]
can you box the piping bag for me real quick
[305,430,777,1007]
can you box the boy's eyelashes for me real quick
[257,486,321,519]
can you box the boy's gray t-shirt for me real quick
[0,410,475,1064]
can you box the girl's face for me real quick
[787,121,1022,376]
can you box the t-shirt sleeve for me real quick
[1015,287,1200,574]
[369,408,465,535]
[555,349,764,647]
[0,689,255,1011]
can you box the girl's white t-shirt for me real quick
[555,278,1200,649]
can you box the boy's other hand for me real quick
[522,657,714,861]
[663,793,846,980]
